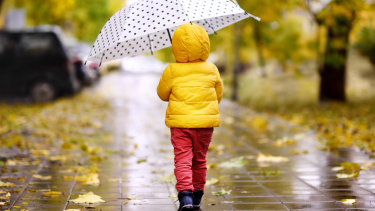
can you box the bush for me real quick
[355,24,375,66]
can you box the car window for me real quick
[0,34,15,68]
[16,33,65,60]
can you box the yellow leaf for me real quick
[30,149,50,156]
[250,117,268,131]
[42,192,62,196]
[205,178,219,186]
[0,180,14,188]
[69,192,105,204]
[76,173,100,186]
[49,155,68,162]
[33,175,52,180]
[332,167,344,171]
[273,137,297,147]
[342,199,357,204]
[127,196,143,200]
[257,153,288,163]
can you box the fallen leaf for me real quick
[127,196,143,200]
[76,173,100,186]
[212,189,232,196]
[257,153,288,163]
[342,199,357,204]
[49,155,68,162]
[69,192,105,204]
[156,173,175,183]
[42,191,62,196]
[273,137,297,147]
[336,173,358,178]
[221,201,234,203]
[250,116,268,131]
[332,167,344,171]
[30,149,50,156]
[137,159,147,164]
[361,162,375,170]
[205,178,219,186]
[207,163,218,169]
[33,175,52,180]
[219,156,248,168]
[0,181,14,188]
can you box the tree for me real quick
[2,0,123,43]
[305,0,366,102]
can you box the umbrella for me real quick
[86,0,260,65]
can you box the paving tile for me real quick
[283,202,344,210]
[278,195,334,202]
[231,203,288,210]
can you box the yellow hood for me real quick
[172,23,210,63]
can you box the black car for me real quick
[0,28,79,102]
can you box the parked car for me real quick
[65,42,101,87]
[0,26,80,103]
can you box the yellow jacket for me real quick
[157,23,223,128]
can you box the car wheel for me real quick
[30,81,56,103]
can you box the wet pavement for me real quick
[1,72,375,211]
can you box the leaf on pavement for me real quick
[336,173,358,178]
[361,162,375,170]
[212,189,232,196]
[137,159,147,164]
[156,173,175,183]
[342,199,357,204]
[126,196,143,200]
[273,137,297,147]
[33,175,52,180]
[257,153,288,163]
[332,166,344,171]
[249,116,268,132]
[49,155,68,162]
[205,178,219,186]
[0,181,14,188]
[69,192,105,204]
[42,191,62,196]
[207,163,218,169]
[30,149,50,156]
[219,156,248,168]
[76,173,100,186]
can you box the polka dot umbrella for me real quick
[86,0,260,66]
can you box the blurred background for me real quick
[1,0,375,107]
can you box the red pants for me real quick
[171,128,214,192]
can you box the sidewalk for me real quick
[1,73,375,211]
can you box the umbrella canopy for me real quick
[87,0,260,65]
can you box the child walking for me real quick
[157,23,223,211]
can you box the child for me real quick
[157,23,223,211]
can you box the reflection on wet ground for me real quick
[1,73,375,211]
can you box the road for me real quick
[3,72,375,211]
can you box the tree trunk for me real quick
[319,22,352,102]
[231,23,242,101]
[253,23,266,77]
[0,0,4,14]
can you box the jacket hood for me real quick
[172,23,210,63]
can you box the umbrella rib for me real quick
[167,29,172,44]
[148,34,154,55]
[204,20,217,35]
[99,52,105,67]
[85,44,94,65]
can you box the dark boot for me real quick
[193,191,204,209]
[178,191,194,211]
